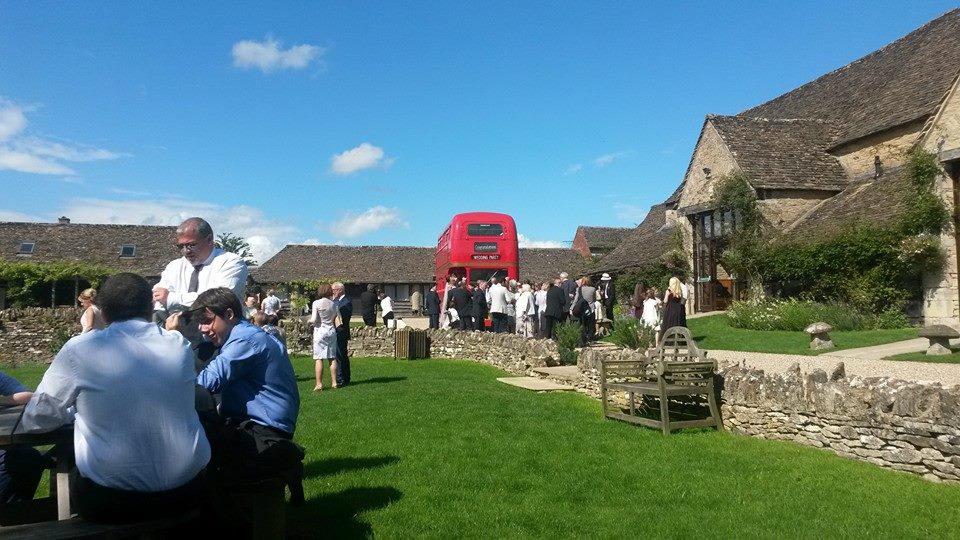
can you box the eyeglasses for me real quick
[175,242,199,252]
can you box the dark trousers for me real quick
[580,313,596,346]
[335,330,350,386]
[382,312,395,326]
[459,316,473,331]
[0,447,46,504]
[428,313,440,329]
[72,469,205,524]
[604,300,615,326]
[544,315,560,340]
[491,313,507,333]
[362,312,376,327]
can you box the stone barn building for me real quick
[253,244,587,315]
[599,9,960,325]
[0,217,176,308]
[571,226,632,260]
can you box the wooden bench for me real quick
[600,326,723,435]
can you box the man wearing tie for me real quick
[152,217,247,348]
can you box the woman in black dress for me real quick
[661,276,687,332]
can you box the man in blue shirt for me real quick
[178,287,301,486]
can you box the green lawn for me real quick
[885,348,960,364]
[6,356,960,537]
[687,314,918,355]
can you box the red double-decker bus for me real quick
[435,212,519,297]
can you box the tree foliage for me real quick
[0,261,116,307]
[215,232,257,266]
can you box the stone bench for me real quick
[918,324,959,355]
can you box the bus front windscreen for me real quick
[469,268,508,283]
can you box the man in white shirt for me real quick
[261,289,282,316]
[21,272,210,523]
[153,217,247,314]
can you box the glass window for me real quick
[469,268,508,283]
[18,242,34,255]
[701,214,713,239]
[467,223,504,237]
[119,244,136,257]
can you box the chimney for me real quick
[874,155,883,179]
[58,216,70,225]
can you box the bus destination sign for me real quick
[473,242,498,253]
[471,254,501,261]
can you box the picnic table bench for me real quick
[600,326,723,435]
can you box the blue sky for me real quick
[1,1,956,264]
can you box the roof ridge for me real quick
[738,9,960,117]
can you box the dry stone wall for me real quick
[4,310,957,482]
[0,307,80,363]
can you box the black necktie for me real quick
[188,265,202,293]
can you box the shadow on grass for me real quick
[350,376,407,386]
[304,455,400,479]
[287,486,402,539]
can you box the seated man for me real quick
[0,372,47,506]
[20,273,210,523]
[183,288,301,486]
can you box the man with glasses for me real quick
[152,218,247,354]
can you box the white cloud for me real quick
[0,150,76,175]
[593,151,630,167]
[329,143,392,175]
[56,197,298,264]
[518,233,564,248]
[14,137,122,162]
[0,101,27,142]
[564,164,582,175]
[0,209,42,222]
[613,202,647,224]
[327,206,408,238]
[232,37,323,73]
[0,98,122,176]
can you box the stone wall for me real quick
[0,307,81,363]
[832,120,922,177]
[578,347,960,484]
[677,122,739,210]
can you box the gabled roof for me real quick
[519,248,588,283]
[575,226,633,251]
[710,115,848,191]
[786,166,913,238]
[253,244,589,285]
[253,245,435,284]
[0,221,176,276]
[593,204,674,273]
[740,9,960,146]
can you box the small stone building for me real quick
[0,217,176,307]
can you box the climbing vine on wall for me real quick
[0,261,116,307]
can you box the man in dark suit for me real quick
[448,281,472,331]
[600,273,616,327]
[471,280,489,331]
[425,286,441,329]
[559,272,577,323]
[359,284,377,327]
[333,282,353,387]
[543,278,566,340]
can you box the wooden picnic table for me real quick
[0,405,74,523]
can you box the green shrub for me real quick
[554,322,581,365]
[608,317,656,350]
[726,299,910,331]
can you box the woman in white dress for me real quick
[640,288,662,330]
[78,288,106,333]
[309,283,338,391]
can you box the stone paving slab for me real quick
[497,377,575,391]
[529,366,580,381]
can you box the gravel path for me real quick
[709,348,960,388]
